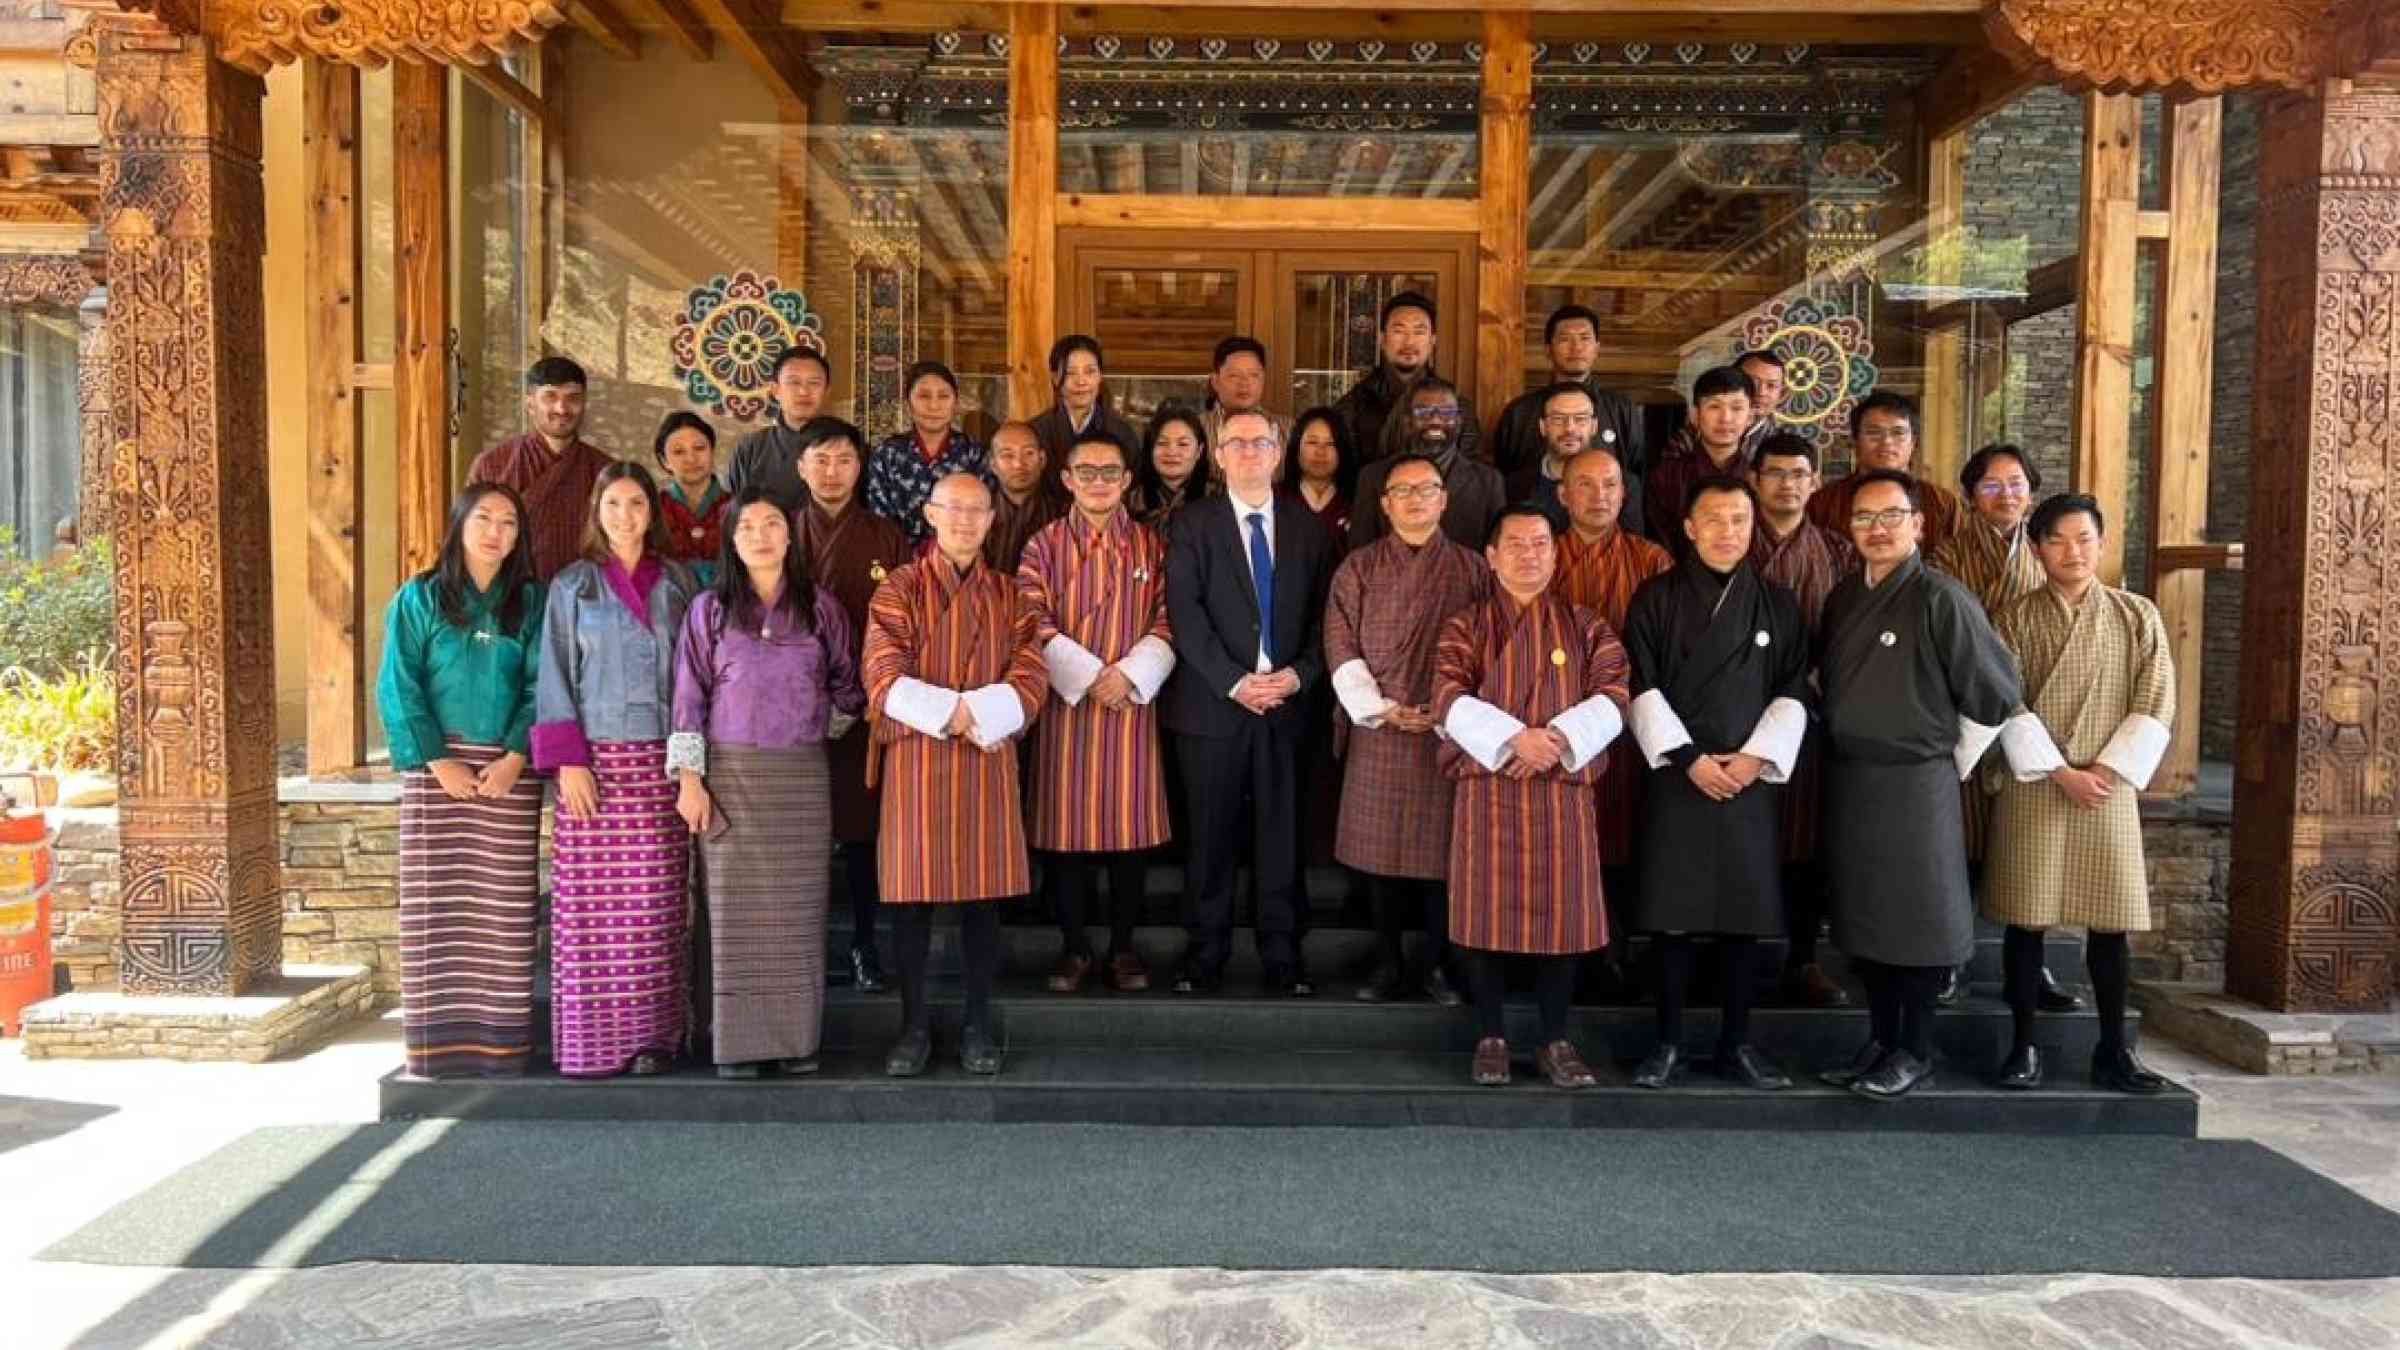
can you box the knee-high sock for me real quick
[2088,930,2131,1058]
[1718,936,1761,1052]
[1780,862,1823,970]
[1418,881,1453,973]
[1104,854,1147,955]
[1655,934,1696,1047]
[1369,874,1414,965]
[1051,854,1098,957]
[1468,949,1508,1041]
[842,840,883,954]
[891,906,934,1035]
[1859,958,1899,1048]
[1535,955,1577,1046]
[1896,963,1942,1061]
[960,901,1000,1031]
[2004,924,2046,1049]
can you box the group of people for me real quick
[376,291,2176,1103]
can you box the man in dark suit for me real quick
[1162,409,1336,996]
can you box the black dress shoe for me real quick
[1354,959,1405,1003]
[1936,965,1965,1006]
[1421,965,1464,1007]
[2038,966,2085,1012]
[716,1062,763,1080]
[1630,1043,1680,1090]
[1718,1043,1792,1091]
[1819,1039,1890,1087]
[1263,962,1314,997]
[851,946,887,994]
[959,1023,1004,1075]
[1996,1043,2044,1090]
[777,1056,819,1077]
[2092,1045,2169,1095]
[884,1028,932,1077]
[1851,1048,1935,1101]
[1172,964,1222,996]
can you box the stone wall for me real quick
[2200,95,2260,763]
[2133,814,2233,986]
[1962,86,2081,495]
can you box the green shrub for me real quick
[0,534,114,677]
[0,653,115,773]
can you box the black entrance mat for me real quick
[42,1122,2400,1277]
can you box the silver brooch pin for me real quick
[1133,567,1149,582]
[1879,630,1897,647]
[1601,429,1617,444]
[1754,630,1770,647]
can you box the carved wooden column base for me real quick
[2227,83,2400,1013]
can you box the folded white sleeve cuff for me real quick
[1117,635,1177,705]
[1736,697,1807,784]
[1549,694,1625,774]
[1042,634,1106,707]
[2095,713,2171,790]
[1998,711,2069,781]
[1953,714,2004,781]
[664,731,707,778]
[1331,658,1396,728]
[885,676,960,739]
[963,683,1028,748]
[1627,688,1694,769]
[1442,695,1526,772]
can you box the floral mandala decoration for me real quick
[671,271,824,420]
[1737,296,1878,449]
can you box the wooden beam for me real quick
[1475,8,1531,412]
[460,59,546,128]
[1007,1,1060,418]
[565,0,641,58]
[1914,41,2039,140]
[776,95,809,283]
[304,60,365,777]
[2143,95,2223,797]
[2071,91,2141,586]
[627,0,715,59]
[687,0,816,103]
[2134,209,2171,239]
[393,60,452,580]
[782,0,1980,42]
[536,40,568,337]
[350,362,394,389]
[1919,124,1968,486]
[1057,192,1481,233]
[2152,542,2241,575]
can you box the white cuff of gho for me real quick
[2095,713,2172,790]
[664,731,707,778]
[1042,634,1106,707]
[963,683,1027,748]
[1331,658,1396,728]
[1953,714,2003,781]
[1627,688,1694,769]
[1999,711,2069,781]
[1548,694,1624,773]
[1443,695,1526,772]
[1736,696,1807,784]
[886,676,961,739]
[1117,635,1177,705]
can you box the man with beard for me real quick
[1505,383,1646,538]
[1333,291,1481,465]
[1734,349,1789,461]
[1492,305,1646,485]
[1807,391,1967,556]
[725,346,832,512]
[1350,375,1504,550]
[982,420,1066,575]
[1644,365,1756,557]
[468,356,614,579]
[1326,455,1492,1003]
[1621,476,1809,1091]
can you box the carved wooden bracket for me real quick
[0,255,101,307]
[1985,0,2336,95]
[107,0,568,72]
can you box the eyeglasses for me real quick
[1855,426,1914,446]
[1849,508,1917,531]
[1411,405,1463,421]
[1756,468,1814,484]
[1384,482,1446,502]
[1068,464,1127,484]
[1543,412,1596,427]
[1975,480,2032,497]
[1220,437,1280,455]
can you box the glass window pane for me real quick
[1289,270,1437,412]
[1088,266,1243,423]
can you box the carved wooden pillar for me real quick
[96,18,281,995]
[2228,80,2400,1013]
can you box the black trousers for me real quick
[1177,722,1306,971]
[1052,851,1148,958]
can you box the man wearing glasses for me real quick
[1325,455,1493,1003]
[1334,290,1482,465]
[1160,412,1337,996]
[1806,391,1968,556]
[1018,434,1179,995]
[1813,470,2022,1101]
[1504,382,1647,538]
[1349,375,1504,550]
[1746,433,1859,1011]
[1491,305,1647,486]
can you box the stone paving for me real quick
[8,1016,2400,1349]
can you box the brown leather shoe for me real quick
[1046,952,1093,994]
[1783,962,1852,1008]
[1471,1036,1511,1086]
[1106,950,1150,993]
[1537,1039,1599,1090]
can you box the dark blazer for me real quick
[1161,491,1335,739]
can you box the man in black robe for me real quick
[1622,475,1810,1091]
[1492,304,1647,482]
[1333,290,1481,465]
[1815,470,2023,1101]
[1350,375,1505,551]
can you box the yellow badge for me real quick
[870,562,888,582]
[1551,647,1567,667]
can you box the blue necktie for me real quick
[1246,511,1275,667]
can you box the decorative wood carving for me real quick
[2229,85,2400,1014]
[95,16,281,995]
[0,255,99,308]
[1986,0,2328,95]
[110,0,567,72]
